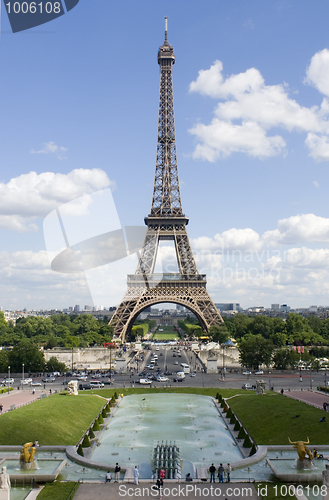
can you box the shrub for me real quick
[230,415,236,425]
[88,428,95,439]
[106,403,111,411]
[234,421,241,432]
[98,414,104,425]
[93,420,100,432]
[243,435,252,448]
[82,434,90,448]
[249,444,257,456]
[102,408,107,418]
[77,444,84,457]
[226,407,232,418]
[220,400,225,408]
[238,428,246,440]
[59,390,68,395]
[114,392,118,399]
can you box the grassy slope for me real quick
[37,482,78,500]
[0,394,105,445]
[0,387,327,447]
[228,392,328,444]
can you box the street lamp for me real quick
[325,370,327,394]
[22,363,24,391]
[7,366,10,395]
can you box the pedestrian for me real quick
[114,462,121,482]
[209,463,216,483]
[323,402,327,412]
[185,473,193,481]
[160,468,165,479]
[156,478,164,498]
[0,404,3,414]
[226,463,231,483]
[280,388,284,394]
[105,471,112,482]
[218,463,224,483]
[133,465,139,485]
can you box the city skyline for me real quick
[1,2,329,310]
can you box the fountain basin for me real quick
[0,458,66,483]
[267,458,328,483]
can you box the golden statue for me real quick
[20,442,36,463]
[288,437,313,461]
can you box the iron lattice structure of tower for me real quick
[110,20,223,341]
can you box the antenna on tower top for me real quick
[164,17,168,42]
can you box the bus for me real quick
[180,363,190,374]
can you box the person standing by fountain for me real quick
[114,463,121,482]
[218,463,224,483]
[226,463,231,483]
[134,466,139,485]
[209,463,216,483]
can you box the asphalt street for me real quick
[3,345,329,394]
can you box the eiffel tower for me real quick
[110,19,223,341]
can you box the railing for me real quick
[128,273,206,282]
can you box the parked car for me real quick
[157,377,169,382]
[42,377,56,383]
[90,380,104,388]
[21,378,33,385]
[242,371,252,375]
[31,381,42,386]
[2,378,14,385]
[242,383,253,390]
[254,370,264,375]
[139,378,152,385]
[79,382,92,390]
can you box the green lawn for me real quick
[228,392,328,444]
[0,394,105,445]
[152,332,179,340]
[37,481,78,500]
[0,387,327,447]
[152,326,181,340]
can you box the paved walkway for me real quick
[73,482,259,500]
[284,390,329,409]
[0,389,46,413]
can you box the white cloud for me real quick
[305,133,329,161]
[262,214,329,245]
[31,141,68,160]
[190,119,286,160]
[0,169,113,232]
[0,250,91,309]
[192,227,262,253]
[313,180,320,188]
[305,49,329,98]
[188,52,329,161]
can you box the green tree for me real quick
[8,339,45,372]
[0,350,9,372]
[238,334,274,370]
[249,316,274,339]
[272,348,299,370]
[231,314,253,339]
[208,324,230,344]
[45,357,67,373]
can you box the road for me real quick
[3,346,329,393]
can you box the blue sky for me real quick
[1,0,329,310]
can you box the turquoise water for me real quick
[2,458,63,475]
[91,394,242,475]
